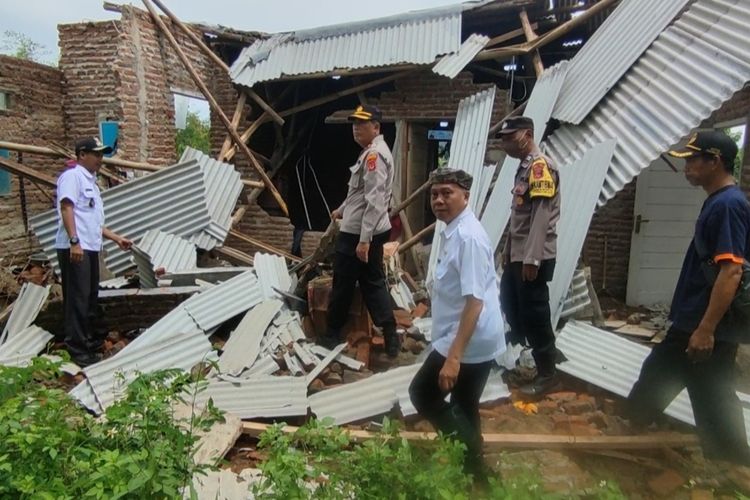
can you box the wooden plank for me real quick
[220,92,247,160]
[614,324,657,339]
[486,24,537,48]
[149,0,285,127]
[228,228,302,263]
[520,9,544,78]
[141,0,289,217]
[398,222,436,254]
[0,141,161,172]
[241,421,699,450]
[213,246,254,266]
[0,156,57,187]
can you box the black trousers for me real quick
[409,350,494,433]
[627,329,750,465]
[500,259,557,375]
[57,249,101,356]
[326,230,395,337]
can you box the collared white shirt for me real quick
[54,164,105,251]
[431,207,505,363]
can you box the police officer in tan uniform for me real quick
[319,105,400,357]
[497,116,561,397]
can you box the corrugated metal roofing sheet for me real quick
[132,230,196,288]
[427,87,496,278]
[0,283,50,344]
[218,299,283,376]
[84,330,214,410]
[398,366,509,416]
[552,0,690,124]
[195,376,308,419]
[183,271,264,332]
[70,380,103,414]
[0,325,53,366]
[433,33,490,78]
[560,268,591,319]
[549,140,617,326]
[30,159,213,276]
[229,13,461,87]
[557,320,750,441]
[546,0,750,205]
[480,61,570,250]
[180,147,242,245]
[308,364,422,425]
[254,252,292,299]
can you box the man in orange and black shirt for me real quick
[628,131,750,466]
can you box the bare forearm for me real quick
[446,297,484,362]
[102,228,119,242]
[61,204,77,239]
[698,263,742,332]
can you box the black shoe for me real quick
[518,373,561,398]
[72,352,102,368]
[384,333,401,358]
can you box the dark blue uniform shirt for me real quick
[669,185,750,340]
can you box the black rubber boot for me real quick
[519,347,560,398]
[383,323,401,358]
[317,329,341,350]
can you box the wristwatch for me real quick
[69,236,80,245]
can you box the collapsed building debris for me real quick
[2,0,750,496]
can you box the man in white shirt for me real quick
[409,168,505,483]
[55,137,132,366]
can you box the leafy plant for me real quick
[175,110,211,158]
[0,357,223,499]
[0,30,52,65]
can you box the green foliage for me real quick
[253,418,629,499]
[175,111,211,158]
[0,358,223,499]
[0,30,52,65]
[723,126,745,179]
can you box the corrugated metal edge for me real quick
[553,0,691,124]
[183,271,264,332]
[70,379,103,414]
[560,268,591,319]
[427,87,496,280]
[0,283,50,344]
[546,0,750,206]
[218,299,283,375]
[0,325,53,366]
[254,252,292,299]
[480,61,570,250]
[433,33,490,78]
[308,364,422,425]
[558,320,750,441]
[230,14,461,87]
[549,140,618,327]
[84,330,214,409]
[195,376,308,419]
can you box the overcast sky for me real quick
[1,0,458,64]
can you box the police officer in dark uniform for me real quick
[319,105,400,357]
[497,117,561,397]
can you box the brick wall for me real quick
[0,56,65,263]
[59,5,219,165]
[582,180,636,299]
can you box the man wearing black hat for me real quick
[496,116,561,397]
[54,137,132,366]
[627,130,750,466]
[320,105,400,357]
[409,168,505,482]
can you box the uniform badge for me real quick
[529,159,556,198]
[515,196,524,206]
[366,152,378,171]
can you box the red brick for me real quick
[648,469,685,497]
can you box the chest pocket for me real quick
[348,162,363,189]
[80,187,98,211]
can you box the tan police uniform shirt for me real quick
[338,134,394,243]
[506,146,560,266]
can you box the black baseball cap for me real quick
[348,104,383,122]
[75,136,113,155]
[668,131,738,164]
[495,116,534,136]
